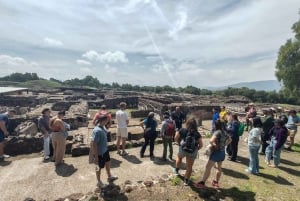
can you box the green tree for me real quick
[275,13,300,102]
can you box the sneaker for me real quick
[184,179,190,186]
[211,180,220,189]
[3,154,10,158]
[107,175,118,182]
[168,156,173,161]
[44,156,50,160]
[121,151,128,156]
[117,150,121,155]
[194,181,206,189]
[97,180,106,188]
[173,168,179,176]
[150,155,155,160]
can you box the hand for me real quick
[44,132,49,138]
[4,131,9,136]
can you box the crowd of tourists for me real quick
[0,103,299,191]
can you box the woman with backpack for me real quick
[194,120,231,190]
[173,117,203,186]
[246,117,262,174]
[140,112,157,159]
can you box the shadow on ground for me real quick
[222,167,250,180]
[55,163,77,177]
[280,158,300,166]
[259,172,293,186]
[0,160,11,166]
[121,154,142,164]
[110,158,122,168]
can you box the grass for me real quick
[292,142,300,152]
[170,176,181,186]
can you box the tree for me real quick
[275,13,300,102]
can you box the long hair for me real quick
[214,119,224,131]
[185,117,197,132]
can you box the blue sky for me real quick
[0,0,299,87]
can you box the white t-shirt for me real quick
[248,127,262,147]
[116,109,128,128]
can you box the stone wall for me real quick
[88,96,139,109]
[51,101,80,111]
[0,95,47,107]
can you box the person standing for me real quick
[246,117,262,174]
[285,110,300,151]
[173,117,203,186]
[91,115,118,188]
[194,120,231,189]
[219,106,227,124]
[93,104,112,142]
[160,112,176,161]
[116,102,129,156]
[211,107,220,134]
[140,112,158,159]
[226,113,240,162]
[0,110,16,161]
[50,111,67,166]
[265,119,288,167]
[260,109,274,155]
[38,108,52,160]
[171,107,185,131]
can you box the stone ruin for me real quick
[2,87,293,157]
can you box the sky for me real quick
[0,0,299,88]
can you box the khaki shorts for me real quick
[117,128,128,138]
[288,129,297,138]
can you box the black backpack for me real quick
[181,131,196,153]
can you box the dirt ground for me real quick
[0,121,299,201]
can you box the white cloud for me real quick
[82,50,129,63]
[44,37,63,47]
[0,54,39,67]
[82,50,99,60]
[79,67,92,73]
[76,59,91,65]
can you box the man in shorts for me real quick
[0,110,16,161]
[286,110,300,151]
[116,102,129,156]
[91,115,117,188]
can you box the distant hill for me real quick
[206,80,282,91]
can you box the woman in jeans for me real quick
[173,117,203,186]
[246,117,262,174]
[265,118,288,167]
[194,120,231,190]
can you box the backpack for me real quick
[181,131,197,153]
[238,122,245,136]
[165,120,176,137]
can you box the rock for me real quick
[124,185,134,193]
[143,180,154,187]
[71,144,90,157]
[124,180,132,185]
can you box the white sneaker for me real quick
[97,180,106,188]
[107,175,118,182]
[44,156,50,160]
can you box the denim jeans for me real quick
[265,137,283,166]
[43,135,50,157]
[248,145,260,173]
[162,137,173,159]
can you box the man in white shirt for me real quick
[116,102,129,155]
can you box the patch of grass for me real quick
[292,143,300,153]
[17,80,61,88]
[170,176,181,186]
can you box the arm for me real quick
[92,141,99,163]
[92,113,99,126]
[198,137,203,150]
[0,121,9,136]
[174,131,180,143]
